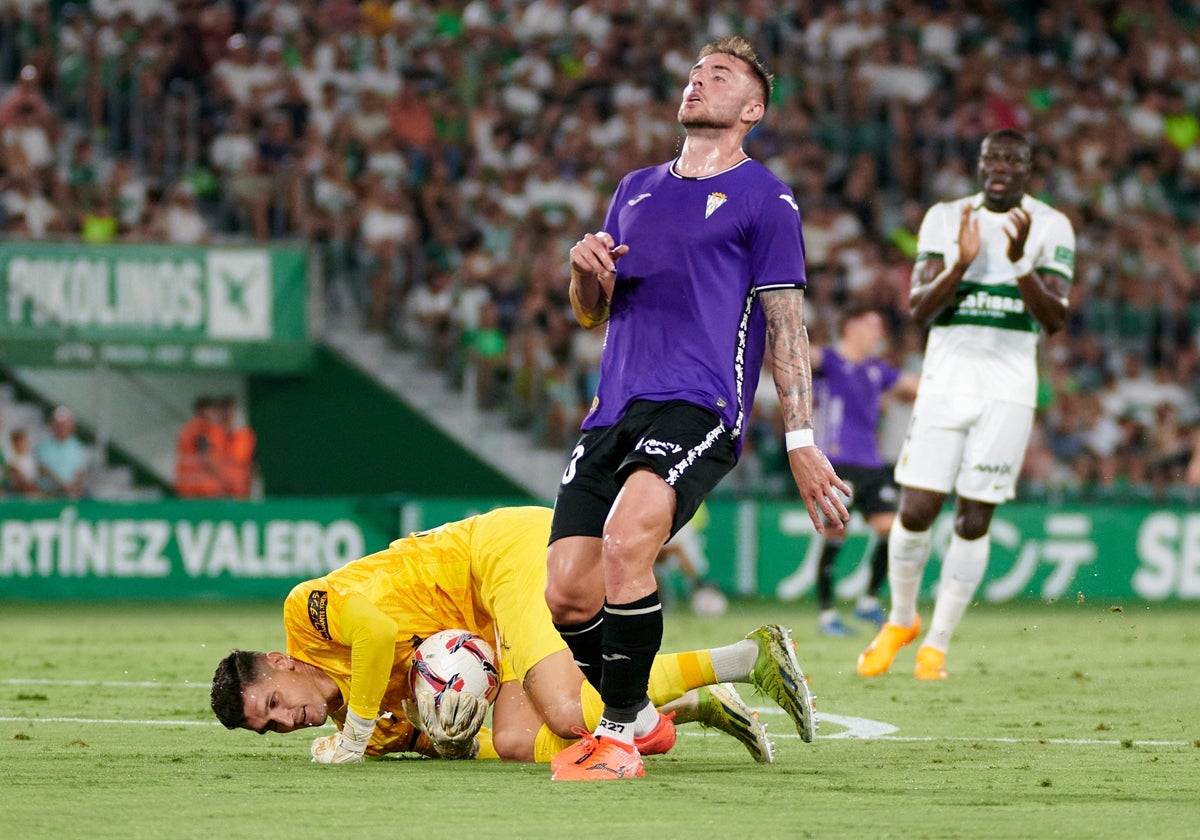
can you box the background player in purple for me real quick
[811,305,919,637]
[544,35,849,781]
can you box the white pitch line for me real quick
[4,678,208,689]
[4,682,1193,747]
[1,714,1192,747]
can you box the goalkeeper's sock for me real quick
[650,640,763,687]
[888,518,932,627]
[474,727,498,760]
[708,640,758,683]
[554,609,605,691]
[646,649,719,705]
[537,687,636,761]
[926,532,989,652]
[533,725,573,762]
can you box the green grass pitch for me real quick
[1,599,1197,839]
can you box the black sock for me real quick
[600,592,662,711]
[554,609,604,691]
[867,538,889,597]
[816,538,844,610]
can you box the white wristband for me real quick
[1012,257,1034,277]
[785,429,815,451]
[341,710,376,753]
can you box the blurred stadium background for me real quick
[1,0,1198,607]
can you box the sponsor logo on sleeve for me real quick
[1054,245,1075,268]
[308,590,332,640]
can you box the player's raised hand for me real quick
[570,231,628,301]
[787,445,851,535]
[1003,207,1031,262]
[955,204,981,268]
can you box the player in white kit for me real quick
[857,129,1075,680]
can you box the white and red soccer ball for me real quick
[410,629,501,704]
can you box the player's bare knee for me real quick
[544,579,597,624]
[540,701,585,739]
[601,525,660,576]
[954,504,994,540]
[490,727,534,762]
[899,506,934,532]
[899,492,941,531]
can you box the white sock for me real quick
[819,608,839,625]
[631,698,661,738]
[709,639,758,683]
[924,532,990,653]
[887,518,932,627]
[596,713,636,745]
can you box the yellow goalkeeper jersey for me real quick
[281,505,561,756]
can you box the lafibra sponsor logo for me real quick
[958,291,1025,315]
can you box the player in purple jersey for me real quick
[544,35,849,781]
[811,306,918,637]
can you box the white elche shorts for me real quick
[893,393,1034,504]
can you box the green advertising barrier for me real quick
[2,498,1197,601]
[379,498,1200,603]
[0,243,312,371]
[0,499,397,600]
[697,500,1200,603]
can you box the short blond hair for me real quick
[697,35,774,111]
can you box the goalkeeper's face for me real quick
[241,655,334,734]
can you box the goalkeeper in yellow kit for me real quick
[210,506,815,764]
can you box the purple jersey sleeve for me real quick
[749,191,807,292]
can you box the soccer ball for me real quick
[410,629,501,704]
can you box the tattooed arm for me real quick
[760,288,850,534]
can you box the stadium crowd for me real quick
[1,0,1198,502]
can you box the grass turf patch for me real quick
[1,600,1197,838]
